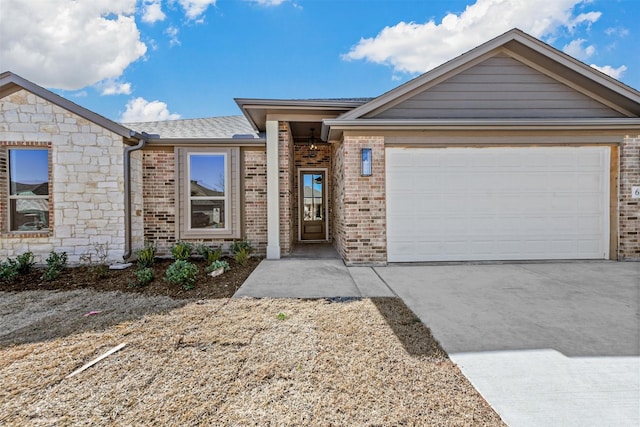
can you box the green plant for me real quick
[231,238,253,255]
[41,251,67,282]
[205,259,230,274]
[0,259,19,283]
[231,238,253,267]
[15,252,36,274]
[234,247,251,267]
[277,312,288,321]
[136,242,157,268]
[170,241,193,261]
[79,243,111,279]
[164,260,198,290]
[131,267,154,288]
[196,244,222,264]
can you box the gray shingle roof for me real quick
[122,115,259,139]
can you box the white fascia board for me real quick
[324,118,640,140]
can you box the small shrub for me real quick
[205,259,230,274]
[16,252,35,274]
[170,241,193,261]
[277,312,288,321]
[234,247,251,267]
[131,267,154,288]
[231,238,253,267]
[0,259,19,283]
[41,251,67,282]
[136,243,157,268]
[80,243,110,279]
[196,244,222,264]
[164,260,198,290]
[231,238,253,256]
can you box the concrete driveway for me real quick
[377,261,640,427]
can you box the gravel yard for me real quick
[0,290,504,425]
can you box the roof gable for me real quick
[373,53,624,119]
[0,71,135,139]
[340,28,640,121]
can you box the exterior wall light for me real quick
[361,148,372,176]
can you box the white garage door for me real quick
[386,146,610,262]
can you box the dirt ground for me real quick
[1,257,261,300]
[0,290,505,426]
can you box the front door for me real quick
[300,171,326,240]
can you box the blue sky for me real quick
[1,0,638,123]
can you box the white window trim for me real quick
[177,146,240,240]
[187,152,229,232]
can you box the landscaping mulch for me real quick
[0,257,262,299]
[0,295,505,426]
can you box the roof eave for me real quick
[235,98,365,132]
[323,118,640,141]
[145,137,266,147]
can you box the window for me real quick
[188,153,227,230]
[178,147,240,239]
[8,149,49,231]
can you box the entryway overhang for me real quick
[235,98,366,259]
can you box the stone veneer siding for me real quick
[293,142,332,241]
[619,135,640,259]
[0,89,141,263]
[141,146,267,256]
[332,136,386,265]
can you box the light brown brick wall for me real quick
[142,148,176,253]
[333,136,387,265]
[243,149,267,255]
[278,122,295,255]
[142,146,267,256]
[619,135,640,259]
[294,142,332,241]
[331,140,346,258]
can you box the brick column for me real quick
[338,136,386,265]
[619,135,640,259]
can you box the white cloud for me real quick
[0,0,147,90]
[562,39,595,60]
[120,97,181,122]
[590,64,627,80]
[165,26,181,47]
[178,0,217,21]
[605,26,629,37]
[142,0,166,24]
[99,80,132,96]
[568,11,601,31]
[248,0,287,6]
[343,0,600,74]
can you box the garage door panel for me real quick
[386,146,609,262]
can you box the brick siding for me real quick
[142,148,176,253]
[278,122,295,255]
[333,136,386,265]
[243,149,267,255]
[619,135,640,259]
[142,147,267,256]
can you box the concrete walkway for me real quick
[234,259,394,298]
[234,259,640,426]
